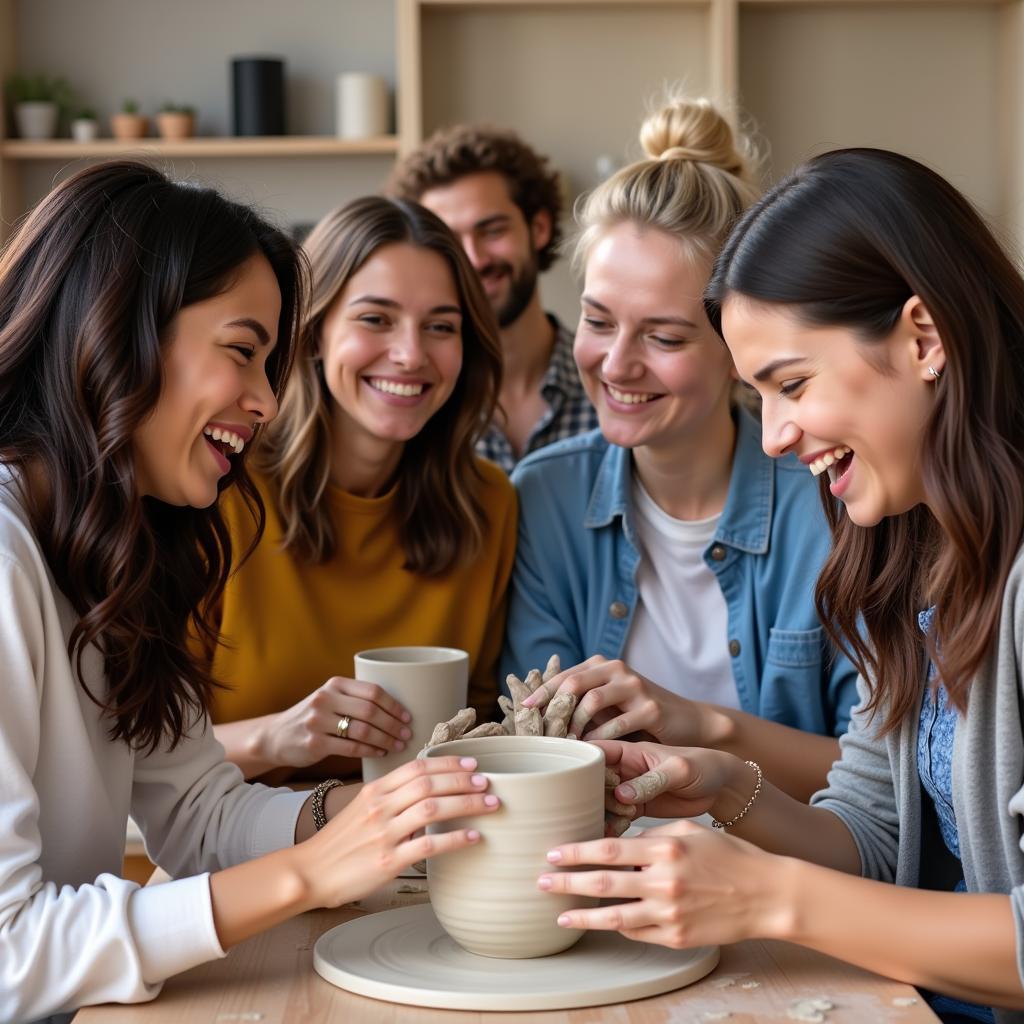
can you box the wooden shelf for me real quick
[0,135,401,159]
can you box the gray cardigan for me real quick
[812,549,1024,1023]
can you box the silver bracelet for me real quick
[710,760,762,829]
[311,778,344,831]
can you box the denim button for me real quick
[728,639,741,657]
[710,544,727,562]
[609,601,629,620]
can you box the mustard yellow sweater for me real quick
[209,460,517,727]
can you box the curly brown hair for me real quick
[387,124,563,272]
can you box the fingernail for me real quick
[402,711,412,723]
[557,914,572,927]
[393,741,406,752]
[568,733,578,741]
[484,794,500,807]
[400,727,412,740]
[619,784,636,800]
[546,849,563,863]
[522,696,535,707]
[537,875,552,890]
[467,829,480,841]
[459,757,477,769]
[471,773,486,786]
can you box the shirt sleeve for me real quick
[810,675,901,882]
[500,466,588,690]
[0,553,307,1021]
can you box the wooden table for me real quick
[76,877,939,1023]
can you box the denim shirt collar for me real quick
[582,407,773,555]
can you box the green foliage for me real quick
[159,102,195,116]
[75,107,97,121]
[5,72,73,111]
[120,98,139,114]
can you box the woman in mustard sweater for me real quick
[210,197,516,781]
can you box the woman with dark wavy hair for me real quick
[208,196,515,781]
[0,163,498,1022]
[528,149,1024,1021]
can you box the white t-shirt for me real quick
[622,476,739,708]
[0,467,307,1022]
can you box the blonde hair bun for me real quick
[640,96,753,184]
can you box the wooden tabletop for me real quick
[77,877,939,1023]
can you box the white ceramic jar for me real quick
[425,735,604,958]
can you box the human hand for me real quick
[261,676,412,768]
[521,656,706,746]
[537,820,789,949]
[296,755,500,909]
[595,740,750,821]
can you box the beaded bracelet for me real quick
[311,778,345,831]
[710,760,763,829]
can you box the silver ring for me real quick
[336,715,351,739]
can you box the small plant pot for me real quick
[14,101,59,140]
[156,111,195,140]
[70,118,99,142]
[110,112,149,140]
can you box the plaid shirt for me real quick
[476,315,599,474]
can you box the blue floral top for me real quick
[916,607,995,1024]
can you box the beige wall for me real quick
[421,3,712,324]
[740,4,1002,225]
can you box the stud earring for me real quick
[928,366,942,380]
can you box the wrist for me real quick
[708,756,759,824]
[248,714,279,770]
[753,853,805,941]
[696,703,735,750]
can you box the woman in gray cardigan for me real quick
[534,149,1024,1023]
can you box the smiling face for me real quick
[721,296,944,526]
[133,252,282,508]
[419,171,549,328]
[318,242,464,454]
[573,222,735,453]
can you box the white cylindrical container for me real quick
[335,72,389,139]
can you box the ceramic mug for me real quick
[354,646,468,783]
[425,735,604,958]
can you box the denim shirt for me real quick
[502,409,859,736]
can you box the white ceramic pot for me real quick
[14,101,58,140]
[425,735,604,959]
[70,118,99,142]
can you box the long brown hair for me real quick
[706,148,1024,732]
[256,195,502,575]
[0,160,303,751]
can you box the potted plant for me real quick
[70,106,99,143]
[110,98,148,140]
[4,72,72,140]
[156,102,195,140]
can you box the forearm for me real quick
[211,783,361,948]
[700,706,839,802]
[213,717,280,779]
[711,771,862,873]
[779,858,1024,1008]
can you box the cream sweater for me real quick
[0,468,307,1023]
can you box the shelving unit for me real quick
[2,0,1023,290]
[0,135,400,160]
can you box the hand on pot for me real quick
[536,819,790,949]
[296,755,500,909]
[521,656,711,746]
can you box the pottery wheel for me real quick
[313,903,719,1011]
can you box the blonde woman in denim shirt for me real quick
[503,96,858,802]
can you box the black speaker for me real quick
[231,57,285,136]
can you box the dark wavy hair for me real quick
[387,124,563,271]
[256,195,502,575]
[706,148,1024,733]
[0,160,303,752]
